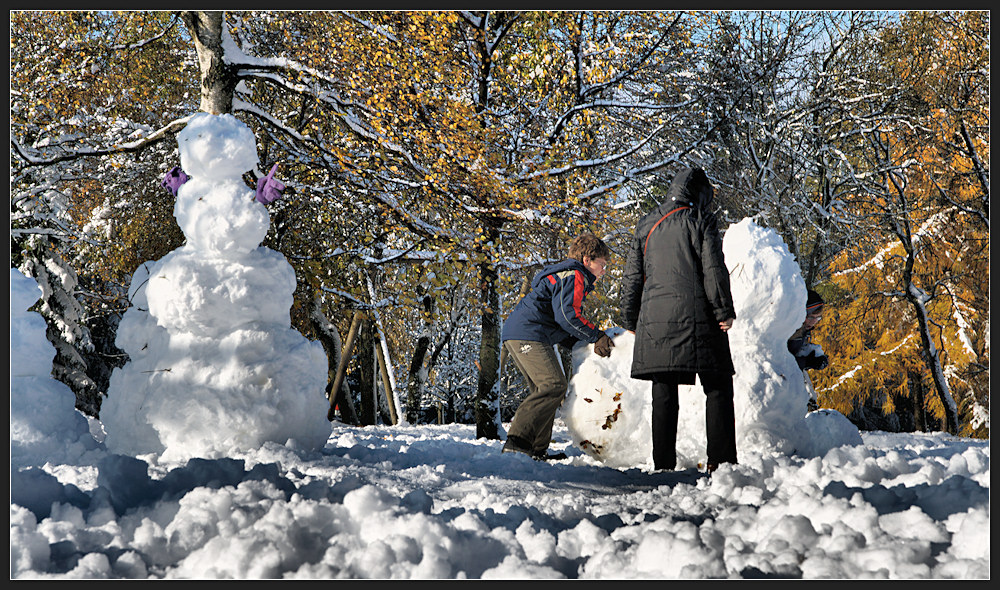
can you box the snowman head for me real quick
[723,218,806,346]
[178,113,259,179]
[173,112,271,256]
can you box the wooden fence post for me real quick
[327,310,364,422]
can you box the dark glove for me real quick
[594,334,614,358]
[800,351,829,370]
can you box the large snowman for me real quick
[562,218,861,469]
[100,113,331,462]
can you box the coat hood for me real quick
[664,167,714,214]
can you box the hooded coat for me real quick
[619,167,736,378]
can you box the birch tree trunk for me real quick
[181,11,237,115]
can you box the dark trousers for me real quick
[504,339,567,455]
[651,371,737,470]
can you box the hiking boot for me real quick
[534,450,568,461]
[502,435,534,458]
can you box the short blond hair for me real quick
[568,233,610,262]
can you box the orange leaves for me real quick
[12,11,192,142]
[579,439,604,455]
[601,404,623,430]
[582,388,626,431]
[815,12,988,433]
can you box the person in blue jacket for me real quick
[501,233,615,460]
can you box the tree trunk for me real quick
[883,153,960,436]
[913,373,926,432]
[181,11,238,115]
[899,241,959,435]
[406,294,434,424]
[906,287,960,435]
[375,337,397,425]
[405,337,431,424]
[805,139,834,287]
[309,296,359,425]
[357,318,378,426]
[474,223,502,440]
[468,17,507,440]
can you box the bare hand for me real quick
[719,318,734,332]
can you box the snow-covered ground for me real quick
[9,418,991,579]
[10,114,989,579]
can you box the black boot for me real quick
[533,450,568,461]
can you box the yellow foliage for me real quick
[808,11,988,437]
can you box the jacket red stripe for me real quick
[644,206,690,257]
[572,270,597,329]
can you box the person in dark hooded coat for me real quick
[620,167,738,472]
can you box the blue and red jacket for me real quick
[501,259,605,347]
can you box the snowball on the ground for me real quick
[561,328,651,469]
[802,409,865,457]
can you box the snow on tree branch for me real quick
[12,117,193,168]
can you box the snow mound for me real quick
[10,268,104,468]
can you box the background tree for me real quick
[811,11,989,436]
[11,11,193,415]
[701,11,889,287]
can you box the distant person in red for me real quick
[620,167,737,474]
[501,233,615,461]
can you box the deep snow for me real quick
[8,412,992,579]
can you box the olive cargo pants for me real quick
[504,339,567,455]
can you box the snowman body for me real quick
[101,113,331,461]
